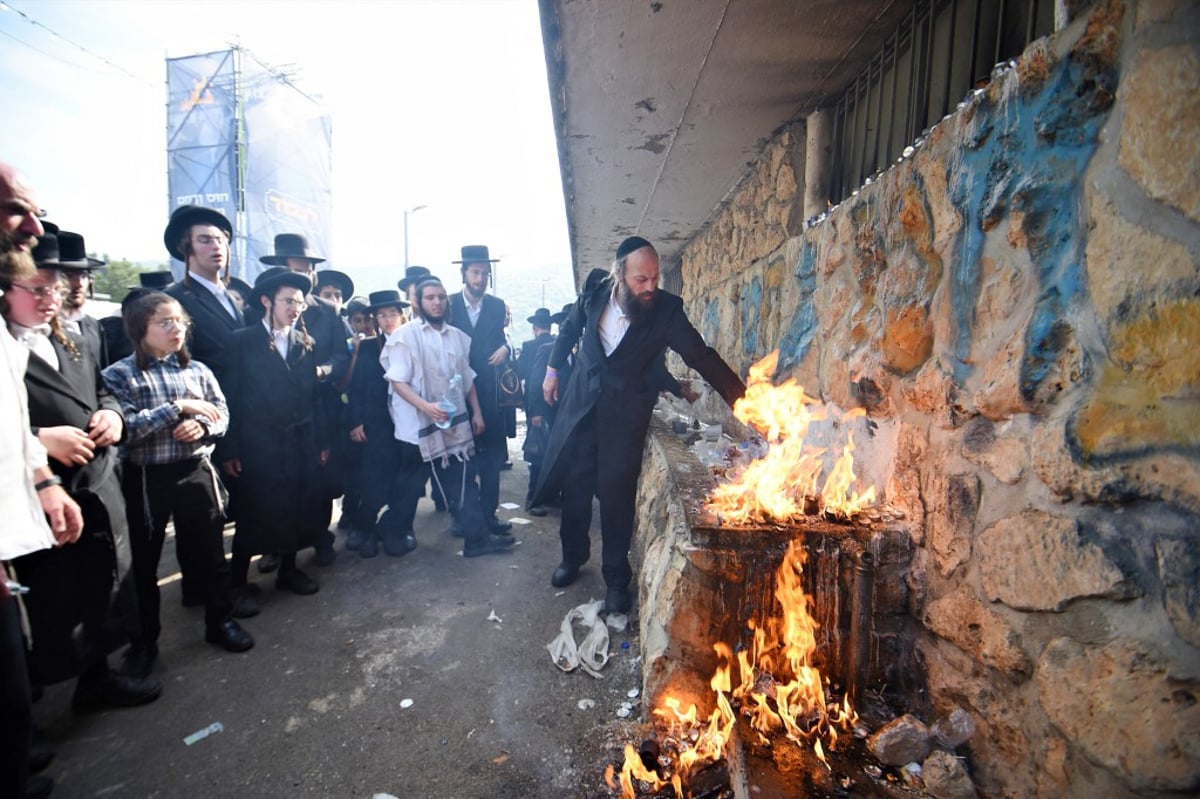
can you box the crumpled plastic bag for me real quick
[547,598,609,678]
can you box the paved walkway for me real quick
[33,436,642,798]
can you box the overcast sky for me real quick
[0,0,575,304]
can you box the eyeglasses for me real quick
[9,283,61,300]
[278,298,307,309]
[154,318,190,331]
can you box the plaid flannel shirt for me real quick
[102,353,229,465]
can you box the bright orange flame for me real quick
[706,350,877,523]
[612,541,859,794]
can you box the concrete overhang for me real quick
[539,0,915,285]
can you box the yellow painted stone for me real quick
[1075,299,1200,456]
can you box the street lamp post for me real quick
[403,204,427,268]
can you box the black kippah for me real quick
[615,235,652,260]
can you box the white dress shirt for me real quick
[11,323,60,371]
[262,318,290,361]
[597,284,630,357]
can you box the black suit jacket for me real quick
[533,272,745,503]
[449,292,509,430]
[166,277,245,387]
[23,332,124,500]
[73,314,109,368]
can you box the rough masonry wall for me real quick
[671,1,1200,796]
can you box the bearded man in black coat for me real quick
[448,245,513,535]
[533,237,746,614]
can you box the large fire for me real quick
[606,541,859,797]
[607,351,875,797]
[706,350,876,523]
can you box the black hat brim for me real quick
[260,254,326,266]
[164,207,233,261]
[251,271,312,307]
[368,299,410,312]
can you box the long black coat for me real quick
[222,325,325,554]
[449,292,509,448]
[17,330,132,683]
[532,273,746,504]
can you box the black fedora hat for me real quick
[366,289,409,312]
[260,233,325,266]
[135,271,175,290]
[54,231,106,271]
[164,205,232,261]
[31,230,64,269]
[315,269,354,299]
[251,266,312,307]
[397,265,432,292]
[226,276,253,299]
[527,307,554,328]
[452,245,499,265]
[551,303,573,325]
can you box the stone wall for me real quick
[663,1,1200,796]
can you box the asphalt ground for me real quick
[32,432,645,799]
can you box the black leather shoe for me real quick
[551,562,582,588]
[487,517,513,534]
[463,536,516,558]
[205,619,255,652]
[231,587,260,618]
[359,534,380,558]
[117,643,158,680]
[275,568,319,595]
[383,533,417,557]
[526,504,548,517]
[256,553,281,574]
[24,775,53,799]
[604,586,632,614]
[72,671,162,711]
[500,460,514,471]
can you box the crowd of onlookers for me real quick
[0,161,570,799]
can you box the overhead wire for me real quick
[0,0,158,88]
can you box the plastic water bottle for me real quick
[435,374,463,430]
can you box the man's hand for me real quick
[471,412,485,436]
[349,424,367,443]
[316,364,333,381]
[677,379,702,404]
[530,415,543,428]
[87,408,123,447]
[223,459,242,478]
[319,449,329,466]
[173,419,207,443]
[542,374,559,406]
[39,484,83,545]
[39,426,96,466]
[176,399,221,423]
[487,345,509,367]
